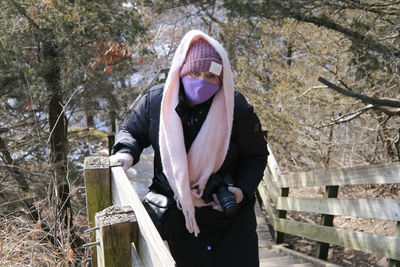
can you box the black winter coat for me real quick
[112,83,268,267]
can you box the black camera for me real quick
[202,173,238,216]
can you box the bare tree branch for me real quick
[395,128,400,161]
[290,13,400,57]
[46,87,82,144]
[226,1,400,57]
[0,163,46,178]
[375,106,400,116]
[318,77,400,108]
[9,0,40,30]
[293,85,327,99]
[0,127,9,133]
[340,0,400,15]
[317,104,374,128]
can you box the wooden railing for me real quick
[84,157,176,267]
[85,143,400,266]
[257,145,400,266]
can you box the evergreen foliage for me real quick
[1,0,399,265]
[0,1,148,264]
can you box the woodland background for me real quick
[0,0,399,266]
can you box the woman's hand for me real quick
[228,186,244,204]
[212,193,223,211]
[211,186,244,212]
[109,152,134,171]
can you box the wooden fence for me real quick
[84,143,400,266]
[84,157,176,267]
[257,145,400,266]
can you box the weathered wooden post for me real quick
[315,185,339,260]
[84,157,112,267]
[389,221,400,267]
[274,187,289,244]
[95,205,140,267]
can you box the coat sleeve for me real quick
[111,92,151,165]
[231,93,268,201]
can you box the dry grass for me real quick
[0,214,90,266]
[0,127,108,266]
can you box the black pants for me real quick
[165,199,259,267]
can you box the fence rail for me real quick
[84,157,176,267]
[257,146,400,264]
[111,163,175,267]
[279,163,400,187]
[84,143,400,266]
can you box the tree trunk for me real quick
[110,111,116,133]
[286,41,293,67]
[48,90,68,185]
[0,136,29,191]
[86,109,94,129]
[43,39,84,250]
[43,39,73,232]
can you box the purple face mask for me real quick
[182,76,221,105]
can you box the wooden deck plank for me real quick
[259,249,285,258]
[260,263,313,267]
[260,255,296,264]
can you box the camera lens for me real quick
[217,186,237,216]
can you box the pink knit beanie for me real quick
[180,38,223,78]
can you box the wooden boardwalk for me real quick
[126,148,333,267]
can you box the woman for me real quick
[110,30,268,266]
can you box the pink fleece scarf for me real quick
[159,30,234,236]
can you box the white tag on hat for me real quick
[209,61,222,76]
